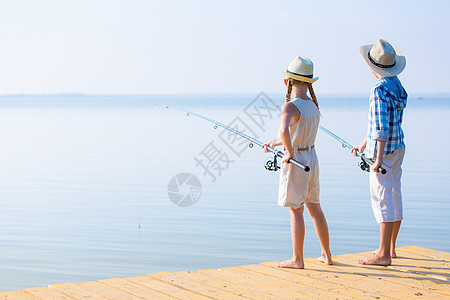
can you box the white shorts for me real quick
[278,149,320,209]
[369,147,405,223]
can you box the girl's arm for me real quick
[262,138,282,152]
[279,103,296,163]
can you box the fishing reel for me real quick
[359,159,371,172]
[265,153,280,171]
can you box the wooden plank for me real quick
[308,256,448,298]
[399,246,450,261]
[355,249,450,272]
[241,264,377,300]
[303,257,446,300]
[187,269,281,300]
[127,276,211,300]
[263,260,420,300]
[49,282,110,299]
[24,286,76,300]
[99,278,175,299]
[395,249,450,268]
[148,270,246,300]
[336,254,450,296]
[350,252,450,281]
[215,265,353,300]
[76,281,144,300]
[196,268,303,300]
[4,246,449,299]
[395,248,450,266]
[0,290,40,300]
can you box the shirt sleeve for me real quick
[369,86,389,141]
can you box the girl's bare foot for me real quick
[372,249,396,258]
[316,254,333,265]
[277,258,304,269]
[358,254,391,266]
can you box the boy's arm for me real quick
[352,136,367,156]
[372,140,387,173]
[371,87,390,143]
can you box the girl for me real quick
[263,56,332,268]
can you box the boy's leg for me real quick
[359,222,394,265]
[306,202,332,265]
[278,206,305,268]
[391,147,405,257]
[391,221,401,257]
[360,152,396,265]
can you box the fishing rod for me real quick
[319,126,387,174]
[156,103,310,172]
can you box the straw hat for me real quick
[281,56,318,83]
[360,39,406,77]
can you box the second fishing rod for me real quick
[319,126,387,174]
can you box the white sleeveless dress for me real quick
[278,98,320,208]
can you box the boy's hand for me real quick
[351,139,367,157]
[371,159,383,173]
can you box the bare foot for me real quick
[358,254,391,266]
[316,255,333,265]
[372,249,396,258]
[277,258,304,269]
[391,249,397,258]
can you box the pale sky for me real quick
[0,0,448,95]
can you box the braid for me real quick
[307,83,319,110]
[285,79,293,102]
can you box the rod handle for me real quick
[361,155,387,174]
[268,147,310,172]
[290,159,311,172]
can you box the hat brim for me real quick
[281,71,319,83]
[359,44,406,77]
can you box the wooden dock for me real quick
[1,246,449,299]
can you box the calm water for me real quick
[0,94,449,291]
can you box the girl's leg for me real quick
[278,206,305,269]
[305,202,333,265]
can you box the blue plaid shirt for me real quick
[365,76,407,159]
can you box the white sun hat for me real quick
[281,56,318,83]
[360,39,406,77]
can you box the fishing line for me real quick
[156,103,310,172]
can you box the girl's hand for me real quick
[262,140,276,153]
[282,152,293,164]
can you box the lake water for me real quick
[0,93,449,291]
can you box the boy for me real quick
[352,39,407,266]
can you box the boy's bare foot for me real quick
[277,258,304,269]
[358,254,391,266]
[391,249,396,258]
[316,254,333,265]
[372,249,396,258]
